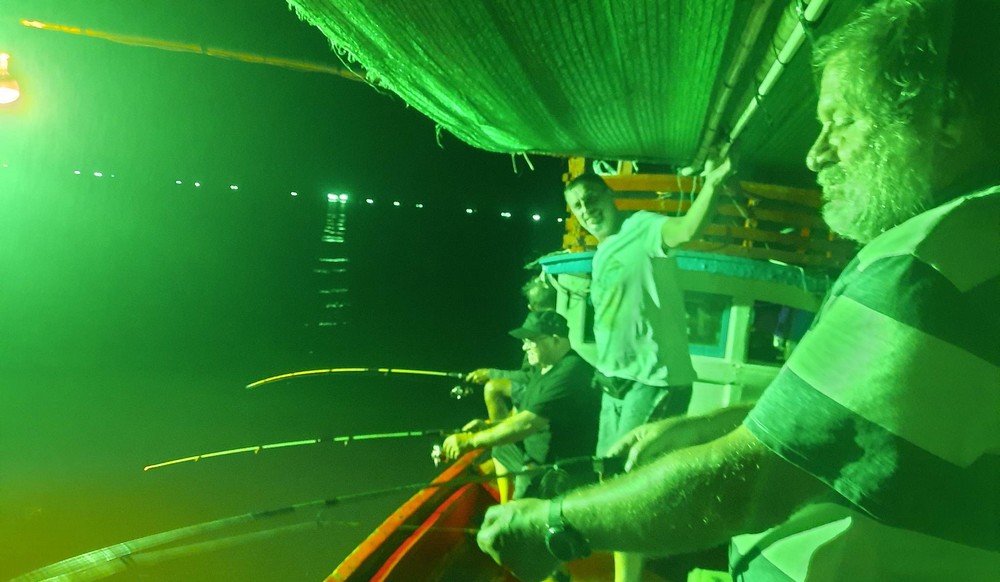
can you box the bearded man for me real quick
[476,1,999,580]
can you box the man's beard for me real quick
[818,125,935,244]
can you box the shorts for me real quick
[594,381,692,457]
[492,444,597,499]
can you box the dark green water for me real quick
[0,2,566,578]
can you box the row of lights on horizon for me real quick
[2,40,561,225]
[324,192,555,222]
[59,169,561,223]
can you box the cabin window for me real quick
[748,302,815,364]
[685,292,731,358]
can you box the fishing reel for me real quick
[449,383,474,400]
[431,444,444,467]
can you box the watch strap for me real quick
[548,495,565,527]
[545,495,591,561]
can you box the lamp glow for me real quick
[0,53,19,105]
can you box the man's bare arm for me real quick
[661,157,733,248]
[607,402,755,471]
[567,425,822,553]
[471,410,547,449]
[442,410,548,459]
[478,426,826,580]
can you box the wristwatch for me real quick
[544,496,591,561]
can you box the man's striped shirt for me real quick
[733,187,1000,580]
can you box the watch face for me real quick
[545,526,589,561]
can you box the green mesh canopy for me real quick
[288,0,863,184]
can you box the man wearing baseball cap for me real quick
[444,310,601,500]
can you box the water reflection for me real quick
[316,196,350,329]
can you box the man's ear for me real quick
[935,91,971,150]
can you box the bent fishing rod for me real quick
[143,423,627,473]
[20,453,615,582]
[11,471,484,582]
[143,428,455,471]
[245,366,478,399]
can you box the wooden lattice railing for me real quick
[561,157,855,269]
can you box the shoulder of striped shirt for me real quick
[856,186,1000,292]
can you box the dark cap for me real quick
[508,311,570,340]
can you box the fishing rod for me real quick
[17,453,601,582]
[143,421,623,473]
[10,517,479,582]
[143,428,453,471]
[14,481,446,582]
[246,367,463,389]
[9,520,328,582]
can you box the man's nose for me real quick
[806,126,837,172]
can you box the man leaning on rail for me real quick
[443,310,601,502]
[465,277,559,433]
[477,0,1000,580]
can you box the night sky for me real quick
[1,2,569,579]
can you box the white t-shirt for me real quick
[590,211,697,387]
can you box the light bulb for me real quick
[0,53,21,105]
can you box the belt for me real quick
[591,371,635,398]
